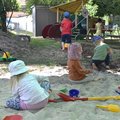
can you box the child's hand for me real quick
[86,69,92,74]
[89,70,93,73]
[48,89,52,94]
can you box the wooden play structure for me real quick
[42,0,120,41]
[50,0,88,23]
[42,0,89,39]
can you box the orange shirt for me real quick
[61,18,72,35]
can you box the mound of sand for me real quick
[0,31,30,59]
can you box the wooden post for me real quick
[86,15,89,34]
[86,15,89,41]
[75,13,78,28]
[57,8,59,23]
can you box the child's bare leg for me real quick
[92,63,98,70]
[61,42,65,50]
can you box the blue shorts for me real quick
[61,34,72,43]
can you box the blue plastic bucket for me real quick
[69,89,80,97]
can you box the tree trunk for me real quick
[1,10,7,32]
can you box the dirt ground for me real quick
[0,31,120,72]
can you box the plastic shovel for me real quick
[57,93,120,102]
[96,104,120,112]
[57,93,88,101]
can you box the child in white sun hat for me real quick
[6,60,51,110]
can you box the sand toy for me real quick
[0,49,17,62]
[57,93,120,101]
[64,43,70,49]
[3,115,23,120]
[60,88,68,93]
[96,104,120,112]
[69,89,80,97]
[49,93,120,103]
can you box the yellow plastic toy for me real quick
[64,43,70,49]
[96,104,120,112]
[2,52,10,58]
[0,50,16,62]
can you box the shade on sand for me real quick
[50,0,88,14]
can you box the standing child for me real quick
[60,11,73,50]
[6,60,51,110]
[95,18,103,36]
[67,42,91,82]
[92,36,112,70]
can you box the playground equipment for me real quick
[42,23,61,39]
[96,104,120,112]
[42,24,53,38]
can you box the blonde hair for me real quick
[10,72,28,89]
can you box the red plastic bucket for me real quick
[3,115,23,120]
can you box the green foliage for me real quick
[0,0,19,11]
[0,0,19,31]
[86,0,98,17]
[92,0,120,16]
[26,0,66,14]
[26,0,120,17]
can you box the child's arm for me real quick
[34,74,49,83]
[108,47,112,54]
[60,26,62,32]
[34,74,51,92]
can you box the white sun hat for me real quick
[8,60,29,76]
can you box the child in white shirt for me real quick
[6,60,51,110]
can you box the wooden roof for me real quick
[50,0,88,14]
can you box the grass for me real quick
[30,38,61,49]
[9,29,61,49]
[9,29,33,37]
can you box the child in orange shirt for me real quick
[60,11,73,50]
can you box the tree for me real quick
[0,0,19,32]
[92,0,120,16]
[86,0,98,17]
[26,0,66,14]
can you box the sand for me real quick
[0,30,120,120]
[0,64,120,120]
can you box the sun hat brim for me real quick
[10,67,29,76]
[8,60,29,76]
